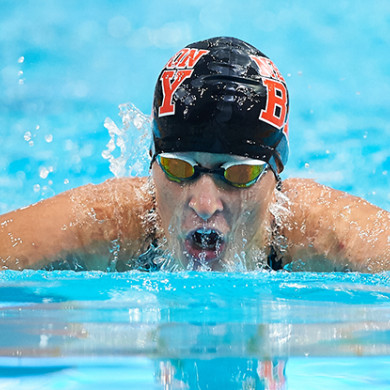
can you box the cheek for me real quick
[152,166,184,229]
[236,173,275,223]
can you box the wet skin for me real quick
[152,152,277,271]
[1,154,389,272]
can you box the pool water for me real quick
[1,0,390,388]
[1,270,390,389]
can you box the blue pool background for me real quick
[1,0,390,389]
[1,0,390,212]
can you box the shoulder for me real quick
[281,177,343,199]
[280,177,382,219]
[70,176,153,211]
[74,176,151,196]
[69,176,157,245]
[277,177,390,272]
[71,176,160,268]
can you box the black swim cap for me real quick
[151,37,289,173]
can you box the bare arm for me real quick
[0,177,156,270]
[280,178,390,272]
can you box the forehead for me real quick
[171,152,254,166]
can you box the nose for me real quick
[188,175,224,220]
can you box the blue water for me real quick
[1,0,390,212]
[1,0,390,388]
[1,271,390,389]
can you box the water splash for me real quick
[102,103,152,178]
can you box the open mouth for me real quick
[184,228,226,263]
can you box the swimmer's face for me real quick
[152,152,277,271]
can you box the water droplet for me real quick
[101,150,110,159]
[24,131,32,141]
[18,56,24,63]
[134,114,143,129]
[39,167,49,179]
[33,184,40,192]
[304,163,310,169]
[64,179,69,184]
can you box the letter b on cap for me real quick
[260,79,288,129]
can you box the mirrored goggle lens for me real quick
[224,164,266,187]
[158,156,195,180]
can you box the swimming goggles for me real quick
[156,153,268,188]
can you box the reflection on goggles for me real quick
[157,153,268,188]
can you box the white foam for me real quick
[102,103,152,178]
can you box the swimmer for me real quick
[0,36,389,272]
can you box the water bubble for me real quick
[39,334,49,348]
[39,167,49,179]
[41,185,55,198]
[24,131,32,141]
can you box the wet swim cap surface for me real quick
[152,37,289,173]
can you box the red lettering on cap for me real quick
[260,79,288,129]
[166,48,209,69]
[159,69,193,116]
[177,49,209,68]
[250,55,285,83]
[166,49,190,69]
[159,48,209,116]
